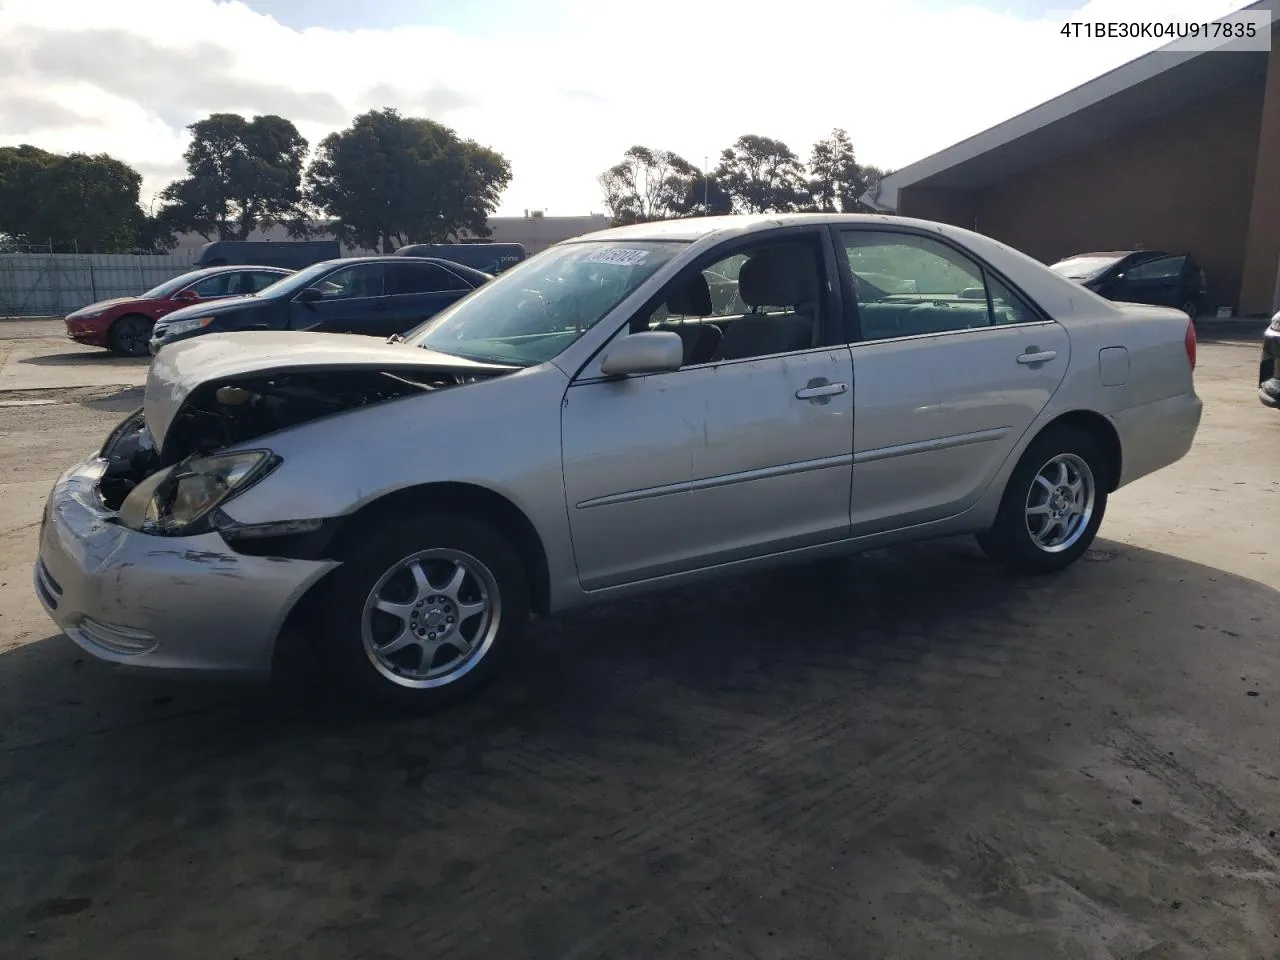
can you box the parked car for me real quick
[35,214,1202,712]
[195,240,341,270]
[1049,250,1206,319]
[1259,310,1280,410]
[149,256,492,352]
[395,242,527,274]
[62,265,293,357]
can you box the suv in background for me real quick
[1050,250,1207,319]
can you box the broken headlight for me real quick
[118,449,278,535]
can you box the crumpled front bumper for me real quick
[34,456,337,678]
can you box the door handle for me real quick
[1017,349,1057,365]
[795,380,848,400]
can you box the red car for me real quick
[64,265,293,356]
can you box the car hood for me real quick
[67,296,140,317]
[143,331,514,449]
[160,295,260,324]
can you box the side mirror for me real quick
[296,287,323,303]
[173,288,199,301]
[599,331,684,377]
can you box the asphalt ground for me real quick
[0,318,1276,959]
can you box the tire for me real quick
[107,314,153,357]
[1181,300,1198,321]
[976,425,1109,574]
[317,513,529,713]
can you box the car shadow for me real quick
[77,386,145,413]
[18,351,149,367]
[1,537,1277,957]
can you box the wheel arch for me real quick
[271,481,553,677]
[1031,409,1123,492]
[107,311,155,349]
[330,481,550,614]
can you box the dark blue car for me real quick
[150,256,491,352]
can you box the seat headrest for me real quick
[738,245,818,308]
[666,272,713,317]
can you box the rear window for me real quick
[1050,256,1121,280]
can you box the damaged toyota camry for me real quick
[34,214,1203,712]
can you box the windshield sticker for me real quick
[582,248,651,267]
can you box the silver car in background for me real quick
[34,214,1203,711]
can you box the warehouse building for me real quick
[866,0,1280,316]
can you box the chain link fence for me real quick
[0,253,200,318]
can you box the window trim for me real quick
[828,224,1053,345]
[570,224,846,384]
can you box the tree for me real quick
[306,108,512,252]
[598,146,699,225]
[160,113,309,241]
[714,135,806,214]
[0,145,144,251]
[806,128,864,213]
[672,173,733,217]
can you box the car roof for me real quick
[178,263,292,280]
[564,212,971,245]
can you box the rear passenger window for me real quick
[842,231,1034,341]
[987,275,1039,326]
[391,262,470,295]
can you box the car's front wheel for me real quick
[318,513,529,712]
[108,314,153,357]
[976,426,1109,573]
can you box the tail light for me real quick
[1184,319,1197,371]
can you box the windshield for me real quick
[1050,255,1122,280]
[141,269,214,300]
[404,240,686,365]
[253,260,343,299]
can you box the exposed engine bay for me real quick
[97,366,501,511]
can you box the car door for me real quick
[386,261,475,335]
[561,228,854,591]
[836,226,1070,535]
[1111,254,1186,307]
[289,261,391,334]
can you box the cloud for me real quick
[2,26,348,125]
[361,82,479,117]
[0,0,1256,216]
[0,93,103,132]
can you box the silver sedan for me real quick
[34,214,1203,711]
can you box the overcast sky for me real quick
[0,0,1252,218]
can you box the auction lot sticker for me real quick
[583,248,651,266]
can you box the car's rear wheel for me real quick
[107,314,153,357]
[318,513,529,713]
[1181,300,1199,321]
[976,426,1109,574]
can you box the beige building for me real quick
[171,213,612,259]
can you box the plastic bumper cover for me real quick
[33,456,337,678]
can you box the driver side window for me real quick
[635,237,825,367]
[310,263,385,300]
